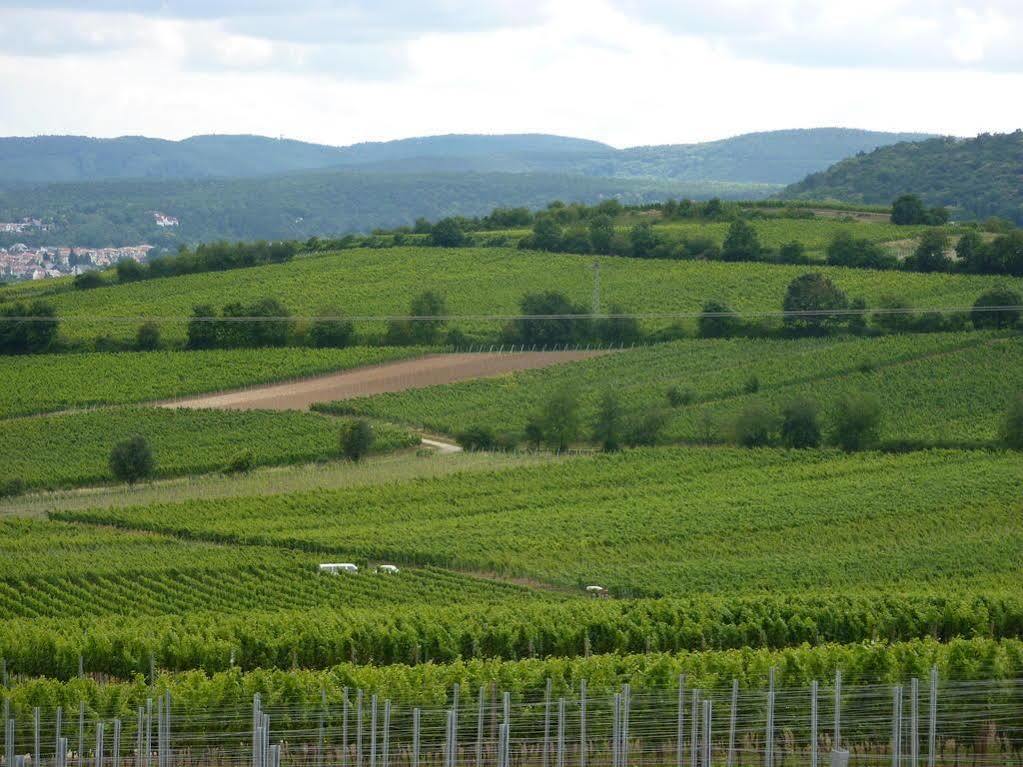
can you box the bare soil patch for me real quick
[163,351,608,412]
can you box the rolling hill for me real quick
[782,131,1023,224]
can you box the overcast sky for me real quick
[0,0,1020,147]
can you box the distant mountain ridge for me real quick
[781,131,1023,224]
[0,128,933,187]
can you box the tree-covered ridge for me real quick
[782,131,1023,224]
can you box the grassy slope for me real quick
[0,347,422,418]
[28,247,1015,343]
[61,446,1023,598]
[1,409,416,490]
[328,333,1022,445]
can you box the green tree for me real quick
[456,426,496,451]
[0,300,58,354]
[339,419,374,462]
[970,286,1022,330]
[135,321,161,351]
[531,217,564,251]
[73,271,104,290]
[955,230,984,270]
[1001,393,1023,450]
[721,220,761,261]
[539,387,581,452]
[891,194,927,225]
[430,218,466,247]
[734,404,775,447]
[592,391,623,452]
[782,273,849,334]
[595,304,641,346]
[514,292,589,347]
[116,258,145,282]
[220,297,293,348]
[186,304,219,350]
[408,291,447,344]
[629,223,658,257]
[588,215,615,254]
[109,435,155,484]
[831,393,882,452]
[310,309,355,348]
[907,230,950,272]
[873,295,916,333]
[780,398,821,449]
[697,300,742,338]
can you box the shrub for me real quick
[744,375,760,394]
[73,271,104,290]
[135,322,161,351]
[780,399,822,449]
[456,426,496,451]
[734,404,775,447]
[624,409,666,447]
[698,300,742,338]
[666,386,695,407]
[109,435,155,484]
[0,300,58,354]
[310,310,355,348]
[971,287,1022,330]
[0,478,26,498]
[831,394,882,452]
[225,450,255,474]
[339,419,375,462]
[1001,393,1023,450]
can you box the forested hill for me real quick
[781,131,1023,224]
[0,170,765,248]
[0,128,928,187]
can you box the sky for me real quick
[0,0,1020,148]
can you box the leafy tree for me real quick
[970,286,1022,330]
[456,426,496,451]
[588,215,615,254]
[778,241,808,264]
[339,419,374,462]
[73,271,104,290]
[826,232,892,269]
[135,321,161,351]
[513,292,589,347]
[907,230,950,272]
[523,416,545,450]
[538,387,581,452]
[873,295,916,333]
[629,223,658,257]
[430,218,466,247]
[782,273,849,334]
[592,391,623,452]
[310,309,355,348]
[891,194,928,225]
[109,435,155,484]
[697,300,742,338]
[220,297,293,348]
[560,227,592,254]
[734,404,775,447]
[595,304,641,346]
[955,230,984,270]
[531,217,564,251]
[186,304,219,350]
[1001,393,1023,450]
[0,300,58,354]
[116,258,145,282]
[721,220,761,261]
[624,409,665,447]
[408,291,447,344]
[984,231,1023,276]
[831,393,882,452]
[780,398,821,448]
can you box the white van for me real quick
[319,563,359,574]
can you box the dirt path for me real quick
[162,351,608,412]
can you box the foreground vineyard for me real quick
[60,447,1023,597]
[29,247,1011,343]
[331,333,1021,445]
[1,409,416,489]
[0,347,422,418]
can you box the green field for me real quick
[1,408,416,489]
[330,333,1022,445]
[0,346,422,418]
[21,247,1015,343]
[59,447,1023,598]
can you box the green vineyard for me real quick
[1,409,417,490]
[327,332,1022,444]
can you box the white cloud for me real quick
[0,0,1019,146]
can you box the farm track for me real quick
[161,351,609,411]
